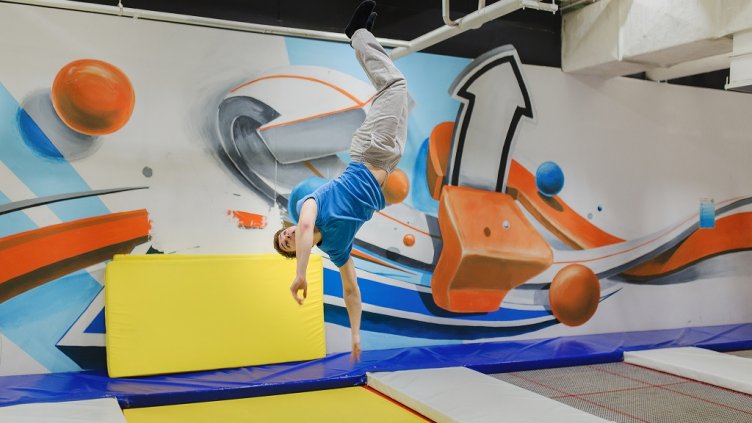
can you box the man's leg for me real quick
[349,28,408,174]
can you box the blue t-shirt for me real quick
[296,162,385,267]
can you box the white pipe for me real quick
[1,0,410,48]
[645,53,730,81]
[391,0,557,60]
[444,0,492,27]
[443,0,459,27]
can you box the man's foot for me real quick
[345,0,376,38]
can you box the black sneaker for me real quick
[345,0,376,38]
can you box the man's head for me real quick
[273,225,297,258]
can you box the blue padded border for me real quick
[1,323,751,409]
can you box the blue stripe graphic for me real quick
[324,268,550,322]
[0,190,36,237]
[0,83,109,225]
[0,271,101,372]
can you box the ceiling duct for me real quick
[562,0,752,90]
[726,29,752,91]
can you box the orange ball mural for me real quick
[549,264,600,327]
[403,233,415,247]
[383,168,409,204]
[51,59,135,135]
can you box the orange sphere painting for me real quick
[383,168,409,204]
[51,59,135,135]
[549,264,600,327]
[403,233,415,247]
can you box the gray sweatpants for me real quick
[349,29,408,174]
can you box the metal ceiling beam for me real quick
[1,0,411,48]
[390,0,558,60]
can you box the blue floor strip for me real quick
[1,323,751,409]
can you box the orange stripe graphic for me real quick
[0,210,150,284]
[351,249,412,274]
[260,103,365,131]
[623,212,752,278]
[229,210,267,229]
[230,74,378,132]
[231,74,365,105]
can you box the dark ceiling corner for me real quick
[71,0,562,66]
[67,1,726,90]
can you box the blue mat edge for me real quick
[1,323,751,409]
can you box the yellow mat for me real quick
[123,387,427,423]
[105,254,324,377]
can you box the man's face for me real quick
[278,225,297,253]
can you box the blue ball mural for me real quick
[288,176,328,223]
[535,161,564,197]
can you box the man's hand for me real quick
[350,333,362,364]
[290,275,308,305]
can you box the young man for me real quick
[273,0,408,362]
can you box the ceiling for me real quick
[71,0,727,90]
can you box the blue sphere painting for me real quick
[535,161,564,197]
[288,176,328,223]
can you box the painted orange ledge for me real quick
[428,121,752,280]
[509,162,752,278]
[506,160,624,249]
[623,212,752,279]
[0,209,150,302]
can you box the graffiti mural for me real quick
[2,3,752,376]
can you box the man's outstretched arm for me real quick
[339,257,362,363]
[290,199,317,305]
